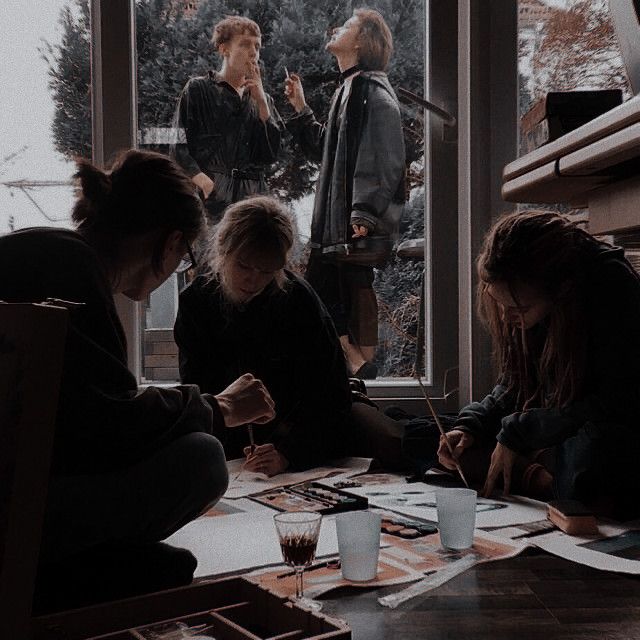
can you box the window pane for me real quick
[0,0,91,233]
[137,0,425,384]
[518,0,631,152]
[517,3,640,285]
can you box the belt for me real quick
[211,167,263,181]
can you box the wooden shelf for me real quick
[502,94,640,236]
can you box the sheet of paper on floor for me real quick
[526,521,640,574]
[225,457,373,499]
[248,554,423,600]
[323,480,548,527]
[378,529,527,608]
[166,511,340,578]
[202,497,275,517]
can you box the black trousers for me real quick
[40,432,228,562]
[306,257,378,347]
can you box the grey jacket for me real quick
[287,71,405,256]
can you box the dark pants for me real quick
[306,258,378,347]
[40,432,228,562]
[347,402,408,471]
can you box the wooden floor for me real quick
[320,550,640,640]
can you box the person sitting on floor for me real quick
[437,210,640,519]
[0,150,275,567]
[174,195,361,476]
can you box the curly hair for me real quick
[211,15,260,49]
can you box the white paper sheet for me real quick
[324,480,548,527]
[224,457,372,499]
[528,522,640,574]
[166,511,339,578]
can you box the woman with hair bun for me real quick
[0,149,275,565]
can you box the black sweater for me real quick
[174,272,353,469]
[0,228,224,475]
[456,244,640,453]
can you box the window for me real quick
[0,0,90,234]
[517,0,639,276]
[135,0,429,392]
[518,0,631,154]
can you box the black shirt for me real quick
[175,271,353,469]
[0,227,224,475]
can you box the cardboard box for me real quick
[521,90,623,153]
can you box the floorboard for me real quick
[319,551,640,640]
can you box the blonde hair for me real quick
[354,8,393,71]
[207,196,294,294]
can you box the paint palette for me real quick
[380,515,438,539]
[251,481,369,514]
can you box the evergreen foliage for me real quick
[43,0,424,198]
[40,0,92,159]
[44,0,426,376]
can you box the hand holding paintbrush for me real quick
[232,424,258,481]
[242,442,289,477]
[415,376,470,488]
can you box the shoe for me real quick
[353,361,378,380]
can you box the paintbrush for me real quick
[231,424,258,482]
[415,376,469,488]
[247,423,256,455]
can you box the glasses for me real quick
[177,238,198,273]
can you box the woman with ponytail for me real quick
[0,150,275,567]
[437,210,640,518]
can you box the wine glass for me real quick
[273,511,322,609]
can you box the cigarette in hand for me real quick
[284,66,290,79]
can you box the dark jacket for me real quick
[174,271,353,469]
[173,71,283,215]
[0,228,225,476]
[287,72,405,257]
[456,244,640,451]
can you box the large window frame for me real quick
[90,0,518,413]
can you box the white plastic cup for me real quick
[335,511,382,582]
[436,488,477,550]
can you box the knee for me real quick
[179,433,229,508]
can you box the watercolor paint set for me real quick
[251,481,369,514]
[380,514,438,539]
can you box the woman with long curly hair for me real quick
[438,210,640,518]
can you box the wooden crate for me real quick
[31,576,350,640]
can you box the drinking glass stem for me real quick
[295,567,304,599]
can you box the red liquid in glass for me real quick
[280,535,317,567]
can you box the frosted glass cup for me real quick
[436,488,477,550]
[335,511,382,582]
